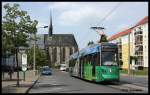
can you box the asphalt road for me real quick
[29,69,125,93]
[120,75,148,87]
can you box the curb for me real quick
[120,74,148,78]
[25,75,41,94]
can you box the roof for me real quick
[108,16,148,41]
[108,28,132,41]
[70,43,117,59]
[133,16,148,28]
[28,34,45,49]
[45,34,78,47]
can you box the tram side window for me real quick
[69,59,76,67]
[81,57,83,64]
[94,53,100,66]
[88,55,91,65]
[84,56,86,64]
[84,56,87,64]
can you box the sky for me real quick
[2,2,148,49]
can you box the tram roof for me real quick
[70,43,117,60]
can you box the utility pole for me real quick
[33,26,48,76]
[16,47,19,86]
[33,33,36,76]
[128,33,131,75]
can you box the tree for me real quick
[99,34,108,43]
[27,46,48,69]
[2,3,38,81]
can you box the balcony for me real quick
[135,41,143,46]
[136,61,144,66]
[135,51,143,56]
[134,31,142,35]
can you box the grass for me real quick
[120,68,148,76]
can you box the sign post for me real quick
[22,53,27,81]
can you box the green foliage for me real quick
[99,34,108,43]
[120,68,148,76]
[27,46,48,68]
[2,3,38,57]
[130,56,138,61]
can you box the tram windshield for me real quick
[101,51,118,66]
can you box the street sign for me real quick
[22,53,27,71]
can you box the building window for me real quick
[52,47,57,63]
[70,47,73,55]
[54,47,57,63]
[63,47,65,61]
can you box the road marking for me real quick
[33,87,63,93]
[38,83,58,85]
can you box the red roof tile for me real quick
[108,16,148,41]
[108,28,132,41]
[133,16,148,28]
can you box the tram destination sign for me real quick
[102,46,117,52]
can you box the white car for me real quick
[60,64,67,71]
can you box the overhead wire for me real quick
[78,2,122,48]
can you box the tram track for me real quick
[71,75,148,93]
[105,81,148,93]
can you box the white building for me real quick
[131,16,148,68]
[109,16,148,69]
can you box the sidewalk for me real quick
[120,74,148,78]
[2,70,40,93]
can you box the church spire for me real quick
[49,10,53,36]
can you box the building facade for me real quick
[108,16,148,69]
[131,16,148,68]
[45,34,78,67]
[44,12,78,67]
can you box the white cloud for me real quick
[116,23,131,32]
[121,2,148,6]
[48,2,78,10]
[50,2,127,26]
[58,6,111,26]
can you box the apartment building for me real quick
[108,16,148,69]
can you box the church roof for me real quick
[45,34,78,47]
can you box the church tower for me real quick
[49,10,53,36]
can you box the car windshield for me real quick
[43,68,51,71]
[101,51,118,66]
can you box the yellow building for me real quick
[108,28,132,70]
[108,16,148,70]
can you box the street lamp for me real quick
[33,25,48,76]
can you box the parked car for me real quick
[60,64,67,71]
[41,67,52,75]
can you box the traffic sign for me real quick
[22,53,27,71]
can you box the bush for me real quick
[54,65,60,69]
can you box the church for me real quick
[44,13,78,67]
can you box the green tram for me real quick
[69,43,120,82]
